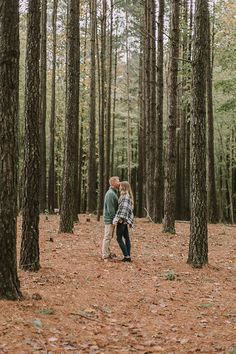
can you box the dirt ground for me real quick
[0,214,235,354]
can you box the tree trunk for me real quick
[73,1,80,222]
[177,0,188,220]
[232,127,236,222]
[163,0,180,233]
[229,130,234,223]
[139,8,147,217]
[206,3,219,223]
[125,0,132,183]
[184,0,193,221]
[78,3,89,214]
[39,0,47,213]
[97,8,104,220]
[217,123,228,221]
[106,0,113,179]
[137,42,144,217]
[187,0,208,268]
[111,27,118,177]
[48,0,58,214]
[59,0,80,232]
[101,0,108,192]
[20,0,41,271]
[87,0,97,213]
[144,0,151,212]
[0,0,22,299]
[154,0,165,223]
[147,0,157,218]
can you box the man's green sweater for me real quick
[103,187,118,224]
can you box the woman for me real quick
[113,181,134,262]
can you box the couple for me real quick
[102,176,134,262]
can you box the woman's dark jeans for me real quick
[116,223,131,257]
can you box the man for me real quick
[102,176,120,260]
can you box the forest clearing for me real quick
[1,1,236,353]
[0,215,235,354]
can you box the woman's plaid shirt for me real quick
[113,194,134,228]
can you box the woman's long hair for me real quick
[119,181,134,207]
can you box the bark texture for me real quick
[87,0,97,213]
[188,0,208,267]
[206,4,219,223]
[59,0,80,232]
[48,0,58,214]
[0,0,22,299]
[154,0,165,222]
[39,0,47,212]
[20,0,41,271]
[163,0,180,233]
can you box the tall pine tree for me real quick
[59,0,80,232]
[188,0,208,267]
[0,0,22,299]
[20,0,41,271]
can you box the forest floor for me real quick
[0,215,235,354]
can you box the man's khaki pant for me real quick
[102,224,115,259]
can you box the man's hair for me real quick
[109,176,119,185]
